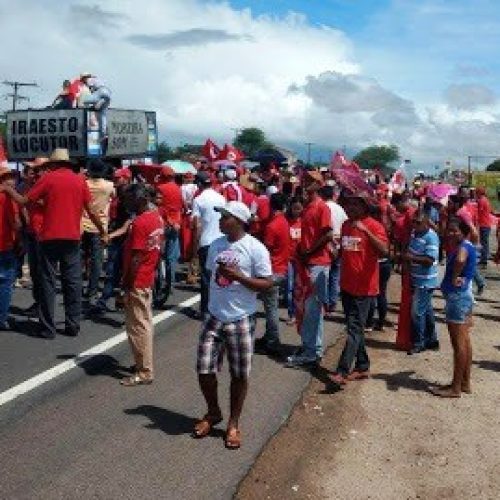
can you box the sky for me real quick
[2,0,500,170]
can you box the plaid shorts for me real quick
[196,314,256,379]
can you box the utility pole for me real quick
[305,142,314,165]
[2,80,38,111]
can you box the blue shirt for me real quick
[441,240,477,294]
[408,228,439,289]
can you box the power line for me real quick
[305,142,314,165]
[2,80,38,111]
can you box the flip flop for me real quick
[225,427,241,450]
[192,413,223,439]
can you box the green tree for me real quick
[234,127,273,157]
[353,144,400,173]
[157,141,172,163]
[486,159,500,172]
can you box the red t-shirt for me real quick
[250,195,271,238]
[27,168,91,241]
[0,193,18,251]
[263,212,290,275]
[27,202,44,239]
[123,210,164,289]
[340,217,388,296]
[300,197,332,266]
[287,217,302,261]
[392,206,416,246]
[477,196,492,228]
[157,181,183,227]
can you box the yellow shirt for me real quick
[81,178,114,233]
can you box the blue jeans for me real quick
[473,269,485,289]
[411,287,437,349]
[337,293,372,375]
[261,274,286,346]
[327,256,341,309]
[0,251,16,323]
[97,239,123,309]
[286,262,296,318]
[300,265,329,359]
[163,227,180,300]
[479,227,490,265]
[366,259,392,327]
[82,232,103,298]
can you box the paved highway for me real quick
[0,280,339,499]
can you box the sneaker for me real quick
[285,353,318,368]
[346,370,370,381]
[426,340,440,351]
[477,283,485,296]
[63,327,80,337]
[374,323,385,332]
[407,346,425,355]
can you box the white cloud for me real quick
[1,0,500,169]
[444,84,496,111]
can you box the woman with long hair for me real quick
[432,218,476,398]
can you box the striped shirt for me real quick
[408,228,439,289]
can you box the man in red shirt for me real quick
[0,166,21,330]
[286,170,333,367]
[156,166,182,306]
[120,184,164,386]
[4,148,105,339]
[330,193,388,386]
[476,187,492,268]
[255,193,290,355]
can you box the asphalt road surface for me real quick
[0,277,339,499]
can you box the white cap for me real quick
[224,169,237,180]
[215,201,252,224]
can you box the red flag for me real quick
[202,139,220,161]
[345,160,361,173]
[217,144,245,163]
[330,150,348,169]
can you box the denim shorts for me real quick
[444,290,473,324]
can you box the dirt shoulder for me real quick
[237,269,500,500]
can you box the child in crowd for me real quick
[285,196,303,326]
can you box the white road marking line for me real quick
[0,294,200,408]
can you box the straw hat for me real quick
[46,148,72,166]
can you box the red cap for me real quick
[114,168,132,179]
[161,166,175,178]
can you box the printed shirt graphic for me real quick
[123,209,164,288]
[206,234,272,322]
[340,217,388,297]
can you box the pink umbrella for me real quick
[330,168,375,197]
[427,183,457,202]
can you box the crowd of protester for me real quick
[0,147,498,449]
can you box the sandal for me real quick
[225,427,241,450]
[192,413,223,438]
[120,374,153,387]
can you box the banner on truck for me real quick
[6,109,85,160]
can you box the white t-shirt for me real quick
[326,200,348,238]
[207,234,272,322]
[181,183,198,210]
[191,188,226,248]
